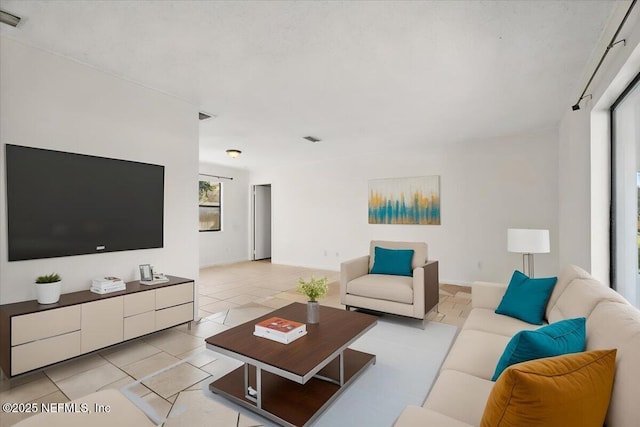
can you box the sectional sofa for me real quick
[395,264,640,427]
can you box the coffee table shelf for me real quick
[211,348,374,426]
[205,303,378,426]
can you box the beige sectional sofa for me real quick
[394,264,640,427]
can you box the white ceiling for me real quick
[0,1,618,169]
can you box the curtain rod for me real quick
[199,173,233,181]
[572,0,637,111]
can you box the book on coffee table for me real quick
[254,317,307,344]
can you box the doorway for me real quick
[253,184,272,260]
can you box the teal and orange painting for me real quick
[368,176,440,225]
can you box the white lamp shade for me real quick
[507,228,550,254]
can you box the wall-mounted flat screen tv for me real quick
[5,144,164,261]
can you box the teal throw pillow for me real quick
[495,270,557,325]
[370,247,414,277]
[491,317,586,381]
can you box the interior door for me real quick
[254,184,272,260]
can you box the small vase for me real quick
[307,301,320,324]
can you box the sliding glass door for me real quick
[611,72,640,308]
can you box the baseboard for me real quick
[439,278,473,287]
[199,258,252,269]
[273,260,340,273]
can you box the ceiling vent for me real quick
[199,112,214,120]
[303,136,322,143]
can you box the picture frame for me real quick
[368,175,441,225]
[139,264,152,281]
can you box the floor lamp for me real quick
[507,228,550,278]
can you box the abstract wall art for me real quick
[368,175,440,225]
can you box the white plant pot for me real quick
[35,281,61,304]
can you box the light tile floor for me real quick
[0,260,470,426]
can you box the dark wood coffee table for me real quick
[205,302,378,426]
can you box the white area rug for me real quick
[313,318,457,426]
[195,317,458,427]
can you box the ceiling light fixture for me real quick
[226,149,241,158]
[0,9,21,27]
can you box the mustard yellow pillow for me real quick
[480,349,616,427]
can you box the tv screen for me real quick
[5,144,164,261]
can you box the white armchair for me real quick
[340,240,439,319]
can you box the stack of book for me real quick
[254,317,307,344]
[91,276,126,294]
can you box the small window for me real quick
[199,180,221,232]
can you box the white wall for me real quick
[557,4,640,285]
[0,36,200,304]
[198,163,250,267]
[251,128,559,285]
[558,109,592,272]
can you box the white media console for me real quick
[0,276,194,377]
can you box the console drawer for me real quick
[12,305,81,346]
[156,282,193,309]
[124,291,155,317]
[12,331,81,375]
[156,302,193,330]
[124,311,155,340]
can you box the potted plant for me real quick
[297,276,328,324]
[35,273,62,304]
